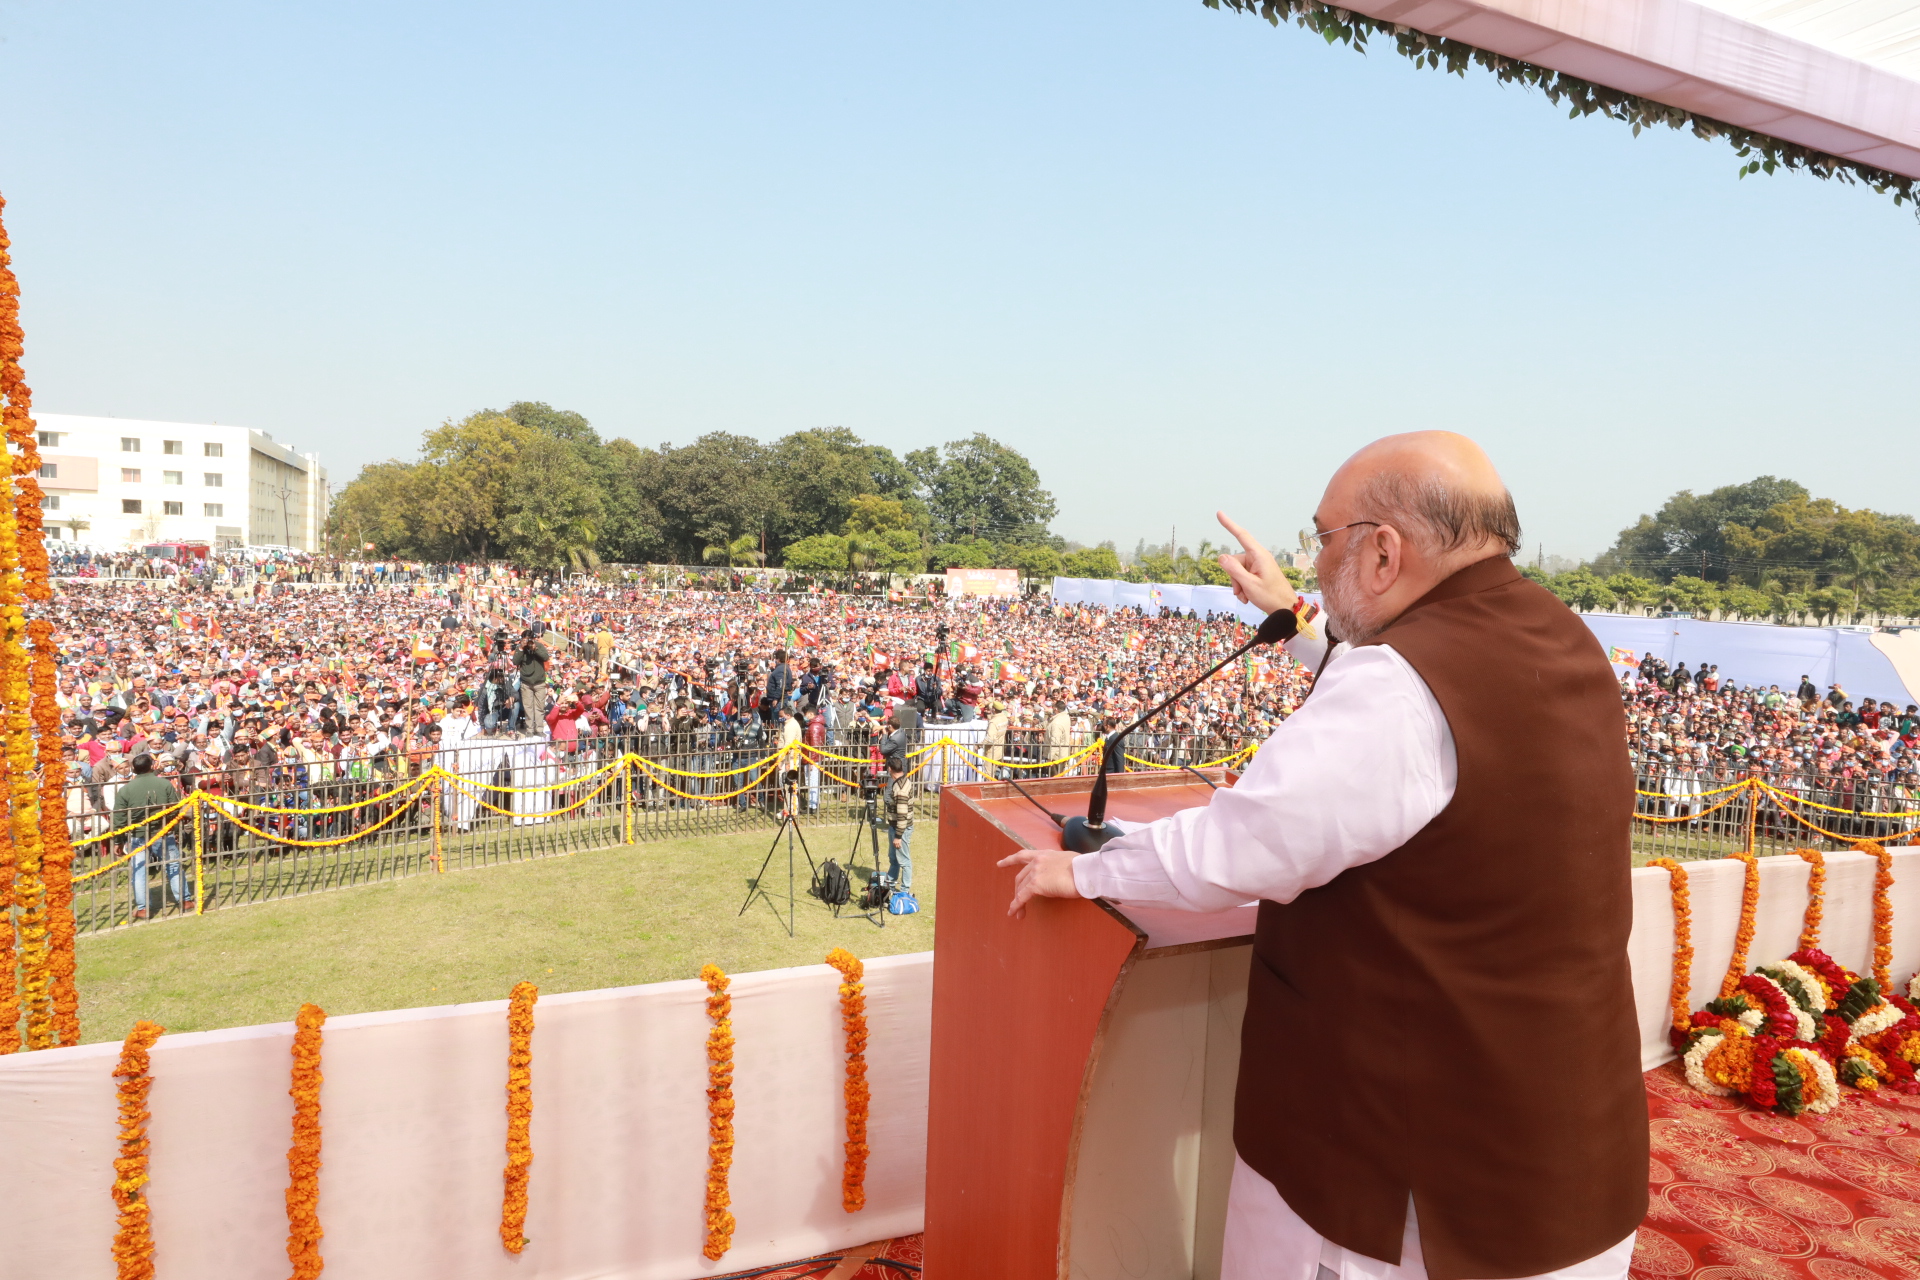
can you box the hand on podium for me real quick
[997,849,1080,918]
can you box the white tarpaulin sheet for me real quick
[1051,577,1920,706]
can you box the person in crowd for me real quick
[113,751,189,920]
[883,754,914,892]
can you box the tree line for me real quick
[1526,476,1920,623]
[326,403,1080,574]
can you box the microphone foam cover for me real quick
[1254,608,1299,647]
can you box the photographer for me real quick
[515,628,552,729]
[913,659,942,721]
[763,648,793,722]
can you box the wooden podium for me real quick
[923,771,1256,1280]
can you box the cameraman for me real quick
[760,652,791,721]
[914,659,942,722]
[516,628,552,729]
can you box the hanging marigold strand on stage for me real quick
[1648,858,1693,1038]
[110,1020,165,1280]
[1720,851,1761,1000]
[500,981,538,1254]
[700,964,736,1260]
[1792,848,1825,953]
[284,1003,326,1280]
[1854,840,1895,991]
[824,948,870,1213]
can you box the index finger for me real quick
[1216,511,1267,558]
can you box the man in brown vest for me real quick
[1002,432,1646,1279]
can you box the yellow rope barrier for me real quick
[71,796,198,849]
[441,766,629,820]
[201,792,431,848]
[72,809,190,883]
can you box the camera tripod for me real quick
[737,774,824,938]
[835,788,889,929]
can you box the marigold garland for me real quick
[110,1020,165,1280]
[500,981,537,1255]
[1854,841,1895,991]
[1719,851,1760,1000]
[824,948,869,1213]
[1672,843,1920,1107]
[700,964,736,1261]
[0,190,53,1054]
[31,616,78,1044]
[284,1004,326,1280]
[1648,858,1692,1040]
[1793,848,1825,953]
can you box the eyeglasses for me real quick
[1304,520,1381,554]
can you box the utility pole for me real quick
[275,482,295,550]
[1170,525,1176,563]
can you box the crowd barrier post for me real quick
[623,756,635,845]
[431,772,445,873]
[192,794,205,916]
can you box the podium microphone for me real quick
[1060,607,1299,854]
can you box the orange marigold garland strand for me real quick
[1793,848,1826,953]
[700,963,736,1261]
[0,190,52,1052]
[32,617,77,1044]
[110,1020,165,1280]
[500,981,537,1255]
[285,1003,326,1280]
[1853,841,1895,992]
[824,948,869,1213]
[1719,851,1761,1000]
[1649,858,1693,1038]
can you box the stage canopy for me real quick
[1212,0,1920,195]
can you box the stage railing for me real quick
[1632,768,1920,861]
[62,729,1259,934]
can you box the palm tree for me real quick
[1839,543,1894,614]
[703,533,764,569]
[845,532,885,573]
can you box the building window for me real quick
[122,499,142,514]
[204,472,223,487]
[163,471,183,485]
[163,501,184,516]
[36,431,59,447]
[37,463,55,479]
[204,442,223,457]
[122,468,142,483]
[204,503,223,517]
[40,495,58,511]
[121,438,140,453]
[163,440,183,455]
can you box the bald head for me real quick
[1323,432,1520,563]
[1310,432,1519,642]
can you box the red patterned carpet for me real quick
[710,1233,923,1280]
[1637,1062,1920,1277]
[719,1065,1920,1280]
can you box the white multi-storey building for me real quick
[32,414,329,552]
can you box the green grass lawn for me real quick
[77,820,937,1045]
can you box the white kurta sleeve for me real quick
[1069,643,1457,913]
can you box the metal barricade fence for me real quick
[63,727,1259,934]
[1631,768,1920,863]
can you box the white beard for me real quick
[1321,544,1387,644]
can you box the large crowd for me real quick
[47,555,1920,852]
[1623,654,1920,818]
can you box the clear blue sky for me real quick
[3,0,1916,562]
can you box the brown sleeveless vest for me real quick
[1233,556,1646,1279]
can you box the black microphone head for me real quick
[1254,608,1297,646]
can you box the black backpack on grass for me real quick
[819,859,851,907]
